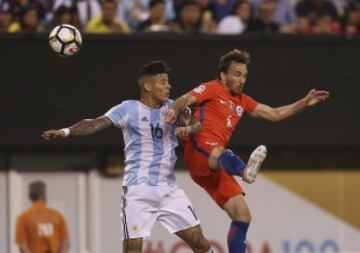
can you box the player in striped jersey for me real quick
[42,60,215,253]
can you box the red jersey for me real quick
[188,80,258,146]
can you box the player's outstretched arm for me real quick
[250,89,330,122]
[164,94,197,124]
[42,116,112,140]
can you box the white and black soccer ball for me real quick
[49,24,82,57]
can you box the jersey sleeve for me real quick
[15,215,27,245]
[104,101,128,128]
[188,83,216,105]
[242,94,259,112]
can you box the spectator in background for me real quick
[308,10,341,34]
[248,1,279,31]
[209,0,237,22]
[15,180,70,253]
[6,0,45,21]
[171,0,209,33]
[280,15,311,33]
[251,0,297,27]
[174,0,216,31]
[217,0,254,34]
[343,2,360,35]
[54,5,72,25]
[117,0,174,30]
[86,0,130,33]
[8,6,43,32]
[0,1,13,31]
[201,7,217,33]
[296,0,338,25]
[137,0,169,32]
[194,0,211,10]
[76,0,101,29]
[47,5,80,30]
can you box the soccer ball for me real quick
[49,24,82,57]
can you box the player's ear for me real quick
[220,71,227,82]
[143,81,152,92]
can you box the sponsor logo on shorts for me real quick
[131,225,139,232]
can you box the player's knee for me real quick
[230,205,251,222]
[217,150,245,176]
[224,197,252,223]
[240,209,251,223]
[234,208,251,223]
[208,147,226,169]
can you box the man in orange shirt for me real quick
[165,49,330,253]
[15,181,70,253]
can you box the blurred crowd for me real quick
[0,0,359,35]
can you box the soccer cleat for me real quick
[243,145,267,183]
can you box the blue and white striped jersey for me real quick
[105,100,178,186]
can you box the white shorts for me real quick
[120,184,200,240]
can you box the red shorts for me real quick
[183,139,244,208]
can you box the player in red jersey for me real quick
[164,49,330,253]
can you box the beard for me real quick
[230,86,242,95]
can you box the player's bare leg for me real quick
[175,225,213,253]
[123,238,143,253]
[223,194,251,223]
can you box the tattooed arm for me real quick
[175,108,201,139]
[42,116,112,140]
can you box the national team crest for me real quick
[236,105,244,117]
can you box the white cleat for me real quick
[243,145,267,183]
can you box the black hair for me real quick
[177,0,199,12]
[231,0,253,17]
[101,0,117,6]
[138,60,170,80]
[54,5,72,18]
[149,0,165,9]
[28,180,46,201]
